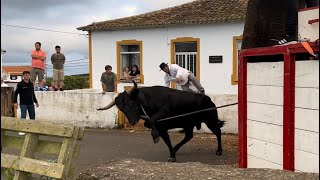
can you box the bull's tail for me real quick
[217,119,225,128]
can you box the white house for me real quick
[77,0,249,133]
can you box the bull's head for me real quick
[98,81,140,126]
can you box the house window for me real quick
[171,37,200,89]
[231,35,243,85]
[174,42,198,77]
[117,40,143,83]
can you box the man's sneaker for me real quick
[18,132,25,135]
[59,88,64,91]
[54,88,58,91]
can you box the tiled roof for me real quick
[77,0,249,32]
[3,66,31,76]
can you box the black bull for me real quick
[98,82,225,162]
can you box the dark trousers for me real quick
[20,104,35,120]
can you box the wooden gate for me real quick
[1,117,84,179]
[1,87,15,117]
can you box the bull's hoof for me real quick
[168,157,176,162]
[153,137,160,144]
[216,150,223,156]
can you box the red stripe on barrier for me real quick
[283,52,295,171]
[238,53,247,168]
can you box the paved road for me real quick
[1,129,238,179]
[74,129,238,178]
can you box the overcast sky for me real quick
[1,0,194,76]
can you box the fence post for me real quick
[54,127,80,179]
[14,133,40,179]
[1,87,15,117]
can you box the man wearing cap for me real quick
[159,62,205,94]
[14,71,39,135]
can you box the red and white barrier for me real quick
[238,42,319,173]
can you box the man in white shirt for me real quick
[159,62,205,94]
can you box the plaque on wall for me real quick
[209,56,223,63]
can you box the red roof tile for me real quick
[2,66,31,76]
[77,0,249,31]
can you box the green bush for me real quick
[45,75,89,90]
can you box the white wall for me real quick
[17,90,118,128]
[247,62,284,170]
[91,22,244,95]
[298,8,319,41]
[16,91,238,134]
[294,61,319,173]
[202,94,238,134]
[246,61,319,173]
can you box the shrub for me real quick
[45,75,89,90]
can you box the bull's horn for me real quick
[126,86,135,94]
[126,80,138,94]
[97,100,115,110]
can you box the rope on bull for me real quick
[140,102,238,122]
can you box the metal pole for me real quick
[1,49,6,80]
[1,49,3,79]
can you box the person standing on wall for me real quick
[100,65,117,94]
[30,42,46,91]
[159,62,205,94]
[51,45,66,91]
[13,71,39,135]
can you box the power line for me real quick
[66,58,89,62]
[1,24,88,37]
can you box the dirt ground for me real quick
[75,129,318,180]
[2,129,318,179]
[77,158,319,180]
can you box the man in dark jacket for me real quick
[14,71,39,124]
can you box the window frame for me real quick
[170,37,200,88]
[116,40,144,84]
[231,35,243,85]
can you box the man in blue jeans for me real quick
[14,71,39,135]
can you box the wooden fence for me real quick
[1,116,84,179]
[1,87,15,117]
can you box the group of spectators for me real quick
[99,62,205,95]
[13,42,205,138]
[100,64,141,94]
[31,42,65,91]
[12,42,66,135]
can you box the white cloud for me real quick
[122,5,138,16]
[137,0,195,11]
[1,0,197,75]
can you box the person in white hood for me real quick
[159,62,205,94]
